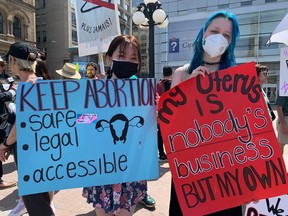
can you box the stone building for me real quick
[0,0,35,58]
[36,0,133,78]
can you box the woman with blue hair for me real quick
[169,11,242,215]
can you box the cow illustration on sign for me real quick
[95,114,144,144]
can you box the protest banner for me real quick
[16,78,158,195]
[158,62,288,215]
[279,47,288,96]
[75,0,120,56]
[245,194,288,216]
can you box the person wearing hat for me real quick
[56,62,81,79]
[0,56,9,80]
[0,42,55,216]
[0,56,17,190]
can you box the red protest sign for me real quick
[158,62,288,216]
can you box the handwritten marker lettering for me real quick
[281,81,288,94]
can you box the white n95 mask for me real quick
[202,34,229,58]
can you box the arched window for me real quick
[13,17,21,38]
[0,14,3,34]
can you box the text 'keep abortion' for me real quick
[18,78,156,112]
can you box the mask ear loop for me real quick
[201,26,206,45]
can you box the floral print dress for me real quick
[82,181,147,215]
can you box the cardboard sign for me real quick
[245,194,288,216]
[279,47,288,96]
[158,62,288,215]
[16,78,158,195]
[75,0,120,56]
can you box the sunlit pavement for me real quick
[0,155,171,216]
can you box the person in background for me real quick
[275,82,288,154]
[0,56,10,80]
[56,62,81,80]
[0,42,55,216]
[7,53,56,216]
[86,61,106,79]
[0,56,17,190]
[168,11,242,215]
[86,62,99,79]
[156,65,173,161]
[256,64,276,122]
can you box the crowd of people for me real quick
[0,9,286,216]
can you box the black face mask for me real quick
[110,59,138,79]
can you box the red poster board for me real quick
[158,62,288,216]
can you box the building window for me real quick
[70,0,75,7]
[35,0,40,9]
[124,0,129,10]
[36,0,46,9]
[13,17,21,38]
[36,14,41,26]
[0,14,3,34]
[36,31,41,43]
[42,31,47,42]
[42,14,46,25]
[72,12,76,27]
[241,1,252,6]
[72,30,77,42]
[218,4,229,9]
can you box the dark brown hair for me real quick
[106,35,141,78]
[255,63,268,76]
[36,60,52,80]
[86,62,98,71]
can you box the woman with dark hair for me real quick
[82,35,147,216]
[36,60,52,80]
[169,11,242,216]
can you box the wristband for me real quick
[2,142,14,149]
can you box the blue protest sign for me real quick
[16,78,158,195]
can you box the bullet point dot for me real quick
[22,144,29,151]
[24,175,30,182]
[20,122,26,128]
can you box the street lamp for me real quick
[132,0,168,78]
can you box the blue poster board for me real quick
[16,78,158,195]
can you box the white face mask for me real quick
[202,34,229,58]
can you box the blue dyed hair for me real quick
[188,11,240,74]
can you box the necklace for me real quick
[202,61,221,65]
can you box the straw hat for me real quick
[56,63,81,79]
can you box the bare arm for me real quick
[171,65,211,88]
[6,123,16,145]
[0,123,16,161]
[171,66,185,88]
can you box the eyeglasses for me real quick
[86,68,96,71]
[261,72,270,76]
